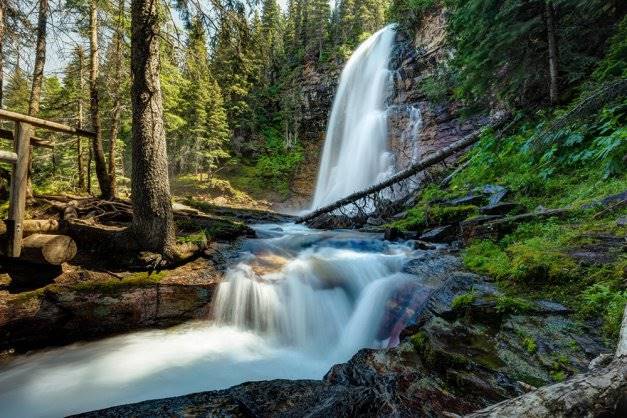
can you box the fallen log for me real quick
[0,219,60,236]
[297,113,509,224]
[3,234,77,265]
[464,305,627,417]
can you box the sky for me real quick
[42,0,336,75]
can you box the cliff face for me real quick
[387,8,487,173]
[289,8,487,208]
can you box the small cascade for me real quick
[311,25,398,209]
[213,224,416,359]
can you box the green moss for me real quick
[410,331,428,352]
[521,335,538,354]
[508,238,579,283]
[494,295,533,314]
[550,370,567,382]
[70,271,168,294]
[391,203,478,232]
[429,204,478,224]
[463,240,511,279]
[452,291,477,311]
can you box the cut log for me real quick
[0,150,17,163]
[17,234,77,265]
[0,219,60,236]
[0,109,96,138]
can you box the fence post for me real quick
[7,121,31,257]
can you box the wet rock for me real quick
[402,252,460,279]
[533,300,571,315]
[0,258,222,351]
[443,193,486,207]
[419,224,457,242]
[480,202,525,216]
[412,240,436,250]
[582,190,627,209]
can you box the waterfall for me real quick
[311,25,397,210]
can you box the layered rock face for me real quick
[387,9,488,173]
[0,257,222,351]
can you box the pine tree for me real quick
[181,17,229,176]
[305,0,330,60]
[3,66,30,113]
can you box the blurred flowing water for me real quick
[311,25,398,209]
[0,223,437,417]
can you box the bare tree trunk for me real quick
[77,46,86,191]
[26,0,48,198]
[545,0,559,105]
[0,0,5,108]
[89,0,113,199]
[108,0,125,197]
[130,0,175,256]
[29,0,48,116]
[87,147,92,194]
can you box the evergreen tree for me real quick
[446,0,620,107]
[3,66,30,113]
[181,17,229,175]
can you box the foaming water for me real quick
[311,25,397,209]
[0,223,435,417]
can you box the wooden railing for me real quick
[0,109,92,263]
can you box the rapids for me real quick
[0,223,437,417]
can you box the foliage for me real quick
[580,283,627,339]
[445,0,620,107]
[463,240,511,280]
[494,295,533,315]
[451,291,476,311]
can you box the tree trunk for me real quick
[29,0,48,116]
[26,0,48,198]
[130,0,175,256]
[108,0,125,197]
[89,0,113,199]
[545,0,559,105]
[77,46,86,191]
[0,0,5,108]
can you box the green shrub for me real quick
[580,283,627,339]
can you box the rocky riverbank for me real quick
[0,253,225,353]
[74,246,611,417]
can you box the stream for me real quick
[0,223,438,417]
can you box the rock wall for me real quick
[387,8,488,173]
[289,8,489,209]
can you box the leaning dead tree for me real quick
[464,305,627,417]
[297,113,509,225]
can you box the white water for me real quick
[0,28,432,417]
[311,25,398,209]
[0,224,433,417]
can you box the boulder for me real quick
[480,202,525,216]
[419,224,458,242]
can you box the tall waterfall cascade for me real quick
[311,25,398,209]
